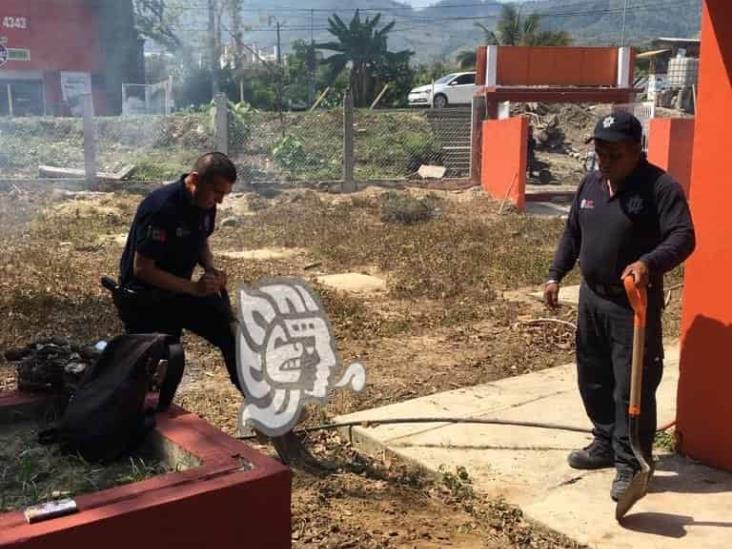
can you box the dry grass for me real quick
[0,185,605,548]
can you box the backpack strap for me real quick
[38,427,59,445]
[157,341,185,412]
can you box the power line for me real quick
[168,0,699,34]
[170,0,698,15]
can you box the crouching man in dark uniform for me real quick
[116,152,240,390]
[544,112,695,500]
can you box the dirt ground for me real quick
[0,183,684,547]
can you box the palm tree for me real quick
[456,49,479,70]
[317,10,412,107]
[456,5,572,69]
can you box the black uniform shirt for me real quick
[549,157,695,288]
[119,175,216,290]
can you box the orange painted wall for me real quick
[475,46,624,88]
[481,117,527,211]
[647,118,695,196]
[677,0,732,470]
[496,47,619,87]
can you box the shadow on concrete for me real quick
[620,512,732,538]
[648,456,732,494]
[648,454,732,495]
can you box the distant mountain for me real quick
[525,0,701,45]
[174,0,701,64]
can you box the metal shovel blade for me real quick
[617,277,652,522]
[615,466,652,520]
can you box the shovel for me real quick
[615,275,653,520]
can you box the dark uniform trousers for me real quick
[115,289,241,391]
[576,280,664,469]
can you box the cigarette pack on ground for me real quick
[24,498,78,524]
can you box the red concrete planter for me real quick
[0,392,292,549]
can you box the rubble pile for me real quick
[3,337,102,394]
[514,102,602,155]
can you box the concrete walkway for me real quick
[336,347,732,548]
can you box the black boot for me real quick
[611,466,637,501]
[568,438,614,470]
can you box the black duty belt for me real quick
[585,281,626,298]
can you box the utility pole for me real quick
[272,18,283,118]
[620,0,629,46]
[308,9,315,105]
[208,0,220,96]
[276,21,282,66]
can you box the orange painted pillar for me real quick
[481,116,527,211]
[676,0,732,470]
[647,118,695,196]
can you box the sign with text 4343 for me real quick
[2,16,28,30]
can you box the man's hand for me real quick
[193,272,222,296]
[211,268,228,290]
[204,267,228,290]
[621,261,650,288]
[544,282,560,309]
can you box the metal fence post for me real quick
[215,92,229,155]
[81,93,97,186]
[343,89,355,191]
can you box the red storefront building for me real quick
[0,0,143,116]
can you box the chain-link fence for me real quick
[223,97,472,184]
[1,92,473,187]
[0,95,208,185]
[122,81,174,116]
[0,116,83,181]
[352,107,471,180]
[92,111,212,183]
[227,106,343,184]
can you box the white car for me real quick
[408,72,477,108]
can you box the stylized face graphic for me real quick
[263,316,336,396]
[236,278,366,437]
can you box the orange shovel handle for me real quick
[624,276,647,328]
[624,276,647,417]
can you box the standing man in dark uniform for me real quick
[544,112,695,500]
[117,152,240,390]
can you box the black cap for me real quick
[586,111,643,144]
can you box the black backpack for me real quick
[39,333,184,463]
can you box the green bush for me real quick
[271,135,327,175]
[272,135,308,171]
[132,159,186,181]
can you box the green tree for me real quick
[317,10,413,107]
[133,0,183,53]
[284,40,329,108]
[226,0,245,70]
[456,5,572,69]
[456,50,479,70]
